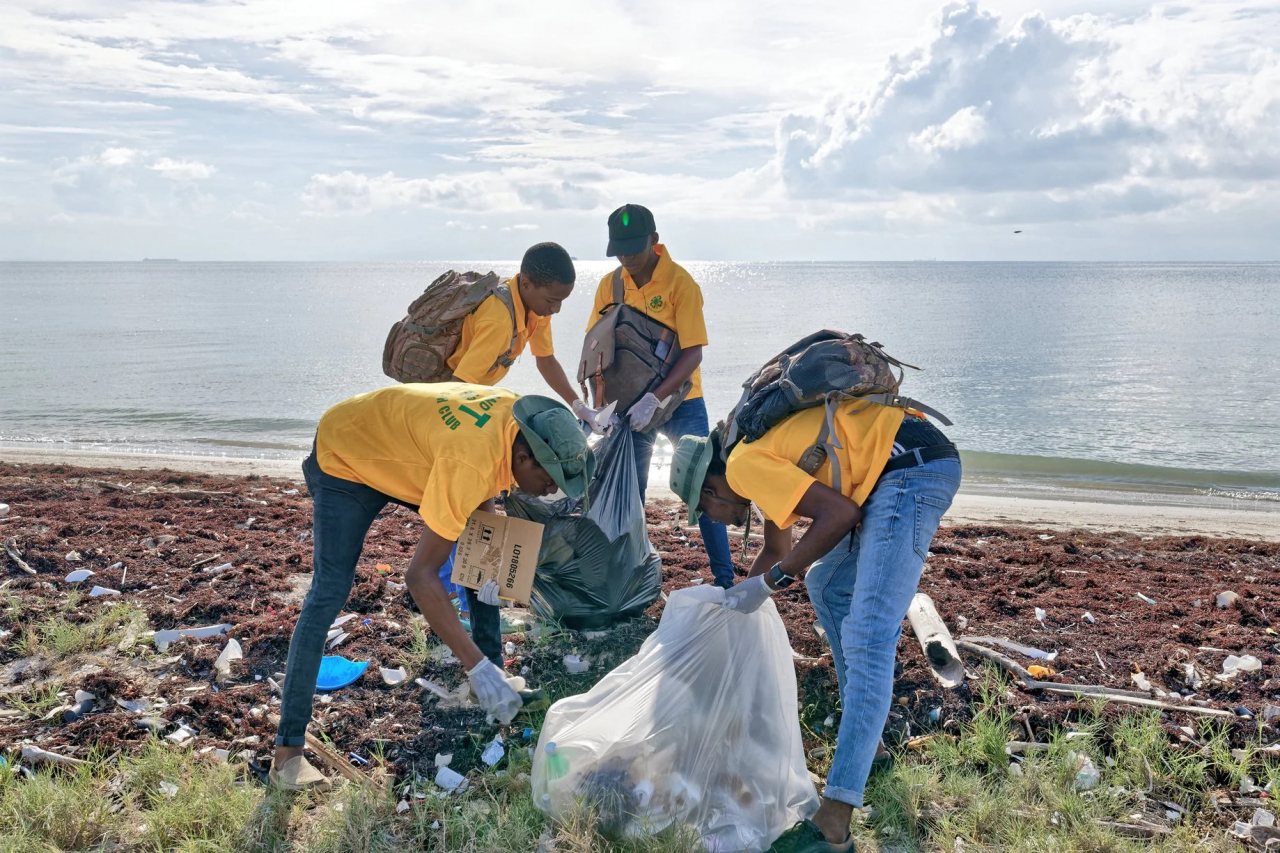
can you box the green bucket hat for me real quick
[670,433,715,526]
[512,396,595,499]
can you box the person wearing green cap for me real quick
[669,405,960,852]
[270,382,592,791]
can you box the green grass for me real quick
[396,617,435,672]
[2,682,65,720]
[14,603,147,660]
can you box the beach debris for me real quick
[1027,665,1055,679]
[331,613,358,629]
[386,580,406,592]
[434,765,467,793]
[116,698,153,714]
[0,503,8,517]
[282,488,299,495]
[1073,754,1100,791]
[1083,611,1096,624]
[151,623,232,652]
[396,800,410,813]
[962,636,1058,661]
[1264,706,1280,723]
[65,569,95,583]
[61,689,97,723]
[90,586,121,597]
[202,562,233,573]
[21,745,87,767]
[4,537,36,575]
[1235,706,1255,718]
[158,781,179,798]
[380,666,408,686]
[1216,591,1239,608]
[213,638,243,680]
[1132,671,1154,692]
[1034,607,1047,624]
[1037,534,1054,540]
[1220,654,1263,679]
[65,551,82,562]
[327,631,349,650]
[234,517,256,530]
[1133,592,1156,605]
[166,723,196,744]
[955,615,968,632]
[435,753,453,768]
[416,678,471,709]
[563,654,590,674]
[906,593,965,688]
[481,736,505,767]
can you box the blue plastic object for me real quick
[316,655,369,690]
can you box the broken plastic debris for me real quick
[955,615,968,632]
[1037,534,1054,540]
[380,666,408,686]
[1254,809,1276,828]
[0,503,8,517]
[21,745,86,767]
[331,613,358,628]
[159,781,179,798]
[166,723,196,744]
[481,736,504,767]
[201,562,233,573]
[1072,754,1100,791]
[1132,671,1153,692]
[90,586,121,597]
[1216,591,1239,608]
[282,488,299,495]
[965,636,1058,661]
[386,580,407,591]
[234,517,256,530]
[1034,607,1047,623]
[504,641,516,656]
[64,569,95,583]
[1221,654,1263,678]
[213,638,243,680]
[1133,592,1156,605]
[151,623,232,652]
[435,752,453,768]
[327,631,349,650]
[434,766,466,792]
[563,654,590,674]
[65,550,82,562]
[1027,665,1056,679]
[1083,611,1096,624]
[396,800,410,814]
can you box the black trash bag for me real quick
[505,427,661,629]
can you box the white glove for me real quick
[477,579,501,607]
[627,393,662,431]
[571,399,605,435]
[722,576,774,614]
[467,659,521,724]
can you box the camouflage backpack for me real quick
[720,330,952,495]
[382,270,518,384]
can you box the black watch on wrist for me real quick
[766,562,796,590]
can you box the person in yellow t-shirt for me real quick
[586,203,735,588]
[670,403,961,853]
[270,383,592,792]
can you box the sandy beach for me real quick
[4,445,1276,542]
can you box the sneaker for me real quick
[870,741,895,776]
[268,755,332,792]
[767,820,854,853]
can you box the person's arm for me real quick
[652,345,702,402]
[775,482,861,578]
[403,526,487,669]
[536,355,581,406]
[747,519,793,578]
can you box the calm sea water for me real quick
[2,261,1278,500]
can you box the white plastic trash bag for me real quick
[532,585,818,851]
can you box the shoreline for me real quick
[2,445,1277,541]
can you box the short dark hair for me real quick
[521,242,575,287]
[707,430,727,478]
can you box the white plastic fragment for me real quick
[65,569,95,583]
[0,503,8,517]
[150,623,232,652]
[1221,654,1263,678]
[380,666,408,686]
[65,551,82,562]
[116,698,152,713]
[434,766,466,792]
[1083,611,1096,624]
[1253,808,1276,828]
[90,586,121,597]
[282,489,299,495]
[1073,755,1100,791]
[1132,672,1153,692]
[1216,590,1239,608]
[159,781,179,798]
[955,615,968,632]
[213,638,243,679]
[1037,534,1054,540]
[386,581,407,591]
[481,736,504,767]
[965,636,1058,661]
[434,752,453,768]
[166,723,195,744]
[328,631,349,650]
[21,745,87,766]
[396,800,410,813]
[504,641,515,656]
[331,613,358,628]
[201,563,233,573]
[1034,607,1047,624]
[563,654,590,674]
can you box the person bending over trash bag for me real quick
[671,405,960,852]
[270,383,592,791]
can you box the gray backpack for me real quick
[577,268,692,433]
[382,270,517,384]
[720,330,951,495]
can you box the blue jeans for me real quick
[632,396,736,588]
[805,456,962,807]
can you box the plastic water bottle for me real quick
[545,742,571,781]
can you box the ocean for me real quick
[2,261,1278,505]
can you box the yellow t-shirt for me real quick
[447,276,554,386]
[725,401,906,529]
[315,383,520,540]
[586,245,709,400]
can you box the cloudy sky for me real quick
[1,0,1277,261]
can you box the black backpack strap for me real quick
[862,393,953,426]
[612,267,625,305]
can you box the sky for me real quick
[1,0,1277,261]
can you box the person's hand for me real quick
[722,576,774,614]
[626,393,662,431]
[467,659,521,724]
[477,579,501,607]
[571,399,605,435]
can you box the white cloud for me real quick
[150,157,216,181]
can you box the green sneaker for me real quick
[767,820,854,853]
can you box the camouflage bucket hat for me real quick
[512,396,595,499]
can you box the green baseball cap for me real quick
[670,433,715,526]
[512,396,594,498]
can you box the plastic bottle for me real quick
[544,742,571,781]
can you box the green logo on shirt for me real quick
[649,295,664,310]
[437,393,498,430]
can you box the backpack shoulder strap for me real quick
[612,267,625,305]
[488,281,521,371]
[861,393,953,426]
[798,396,848,495]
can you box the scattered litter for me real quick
[1083,611,1095,624]
[1072,754,1100,791]
[434,766,467,792]
[1254,809,1276,828]
[158,781,179,798]
[964,636,1058,661]
[1132,671,1153,692]
[376,563,392,573]
[386,581,407,591]
[1027,665,1055,679]
[1220,655,1262,679]
[348,753,370,766]
[62,689,97,723]
[1094,651,1107,671]
[166,723,196,745]
[435,752,453,768]
[1234,706,1255,718]
[1216,591,1239,608]
[0,503,8,517]
[282,489,299,495]
[1264,706,1280,723]
[234,517,256,530]
[380,666,408,686]
[505,641,516,656]
[315,656,369,690]
[327,631,349,650]
[201,562,233,573]
[331,613,359,628]
[65,550,82,562]
[481,736,505,767]
[396,800,410,813]
[1034,608,1047,624]
[213,638,243,680]
[21,745,87,767]
[1037,534,1054,540]
[955,615,968,631]
[65,569,95,583]
[563,654,590,674]
[1133,592,1156,605]
[151,623,232,652]
[90,586,121,597]
[823,715,836,728]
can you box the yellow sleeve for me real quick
[450,298,515,384]
[418,457,495,540]
[529,315,554,358]
[585,273,612,332]
[671,273,709,348]
[725,445,816,529]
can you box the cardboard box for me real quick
[450,511,544,606]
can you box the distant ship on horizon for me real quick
[142,258,179,263]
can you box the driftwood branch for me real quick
[907,593,965,689]
[4,538,36,576]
